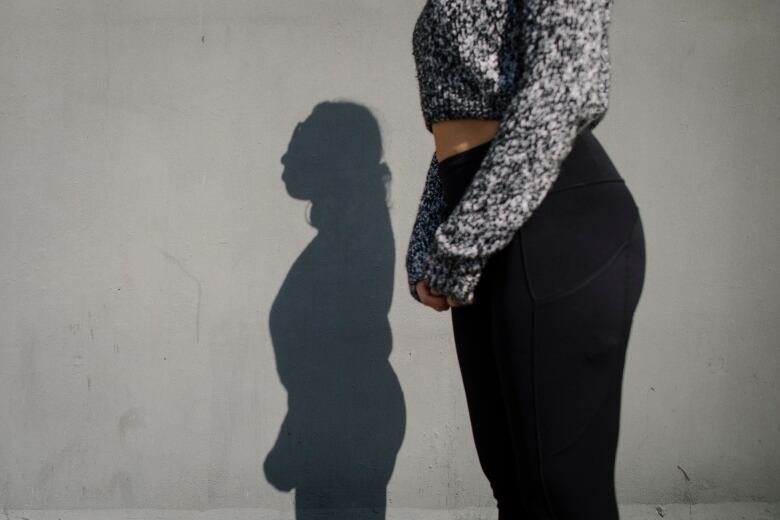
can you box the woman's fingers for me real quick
[424,294,450,311]
[417,280,476,309]
[447,295,475,307]
[417,280,450,311]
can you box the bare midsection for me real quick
[432,119,500,162]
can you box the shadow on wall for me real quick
[263,101,406,520]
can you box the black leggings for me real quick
[438,129,646,519]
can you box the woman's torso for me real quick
[432,118,500,163]
[413,0,523,140]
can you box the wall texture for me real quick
[0,0,778,514]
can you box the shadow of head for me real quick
[280,100,391,217]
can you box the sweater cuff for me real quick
[421,240,487,306]
[408,279,423,303]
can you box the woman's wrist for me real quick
[421,241,486,306]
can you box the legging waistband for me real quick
[436,128,624,198]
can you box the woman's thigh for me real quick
[488,178,646,517]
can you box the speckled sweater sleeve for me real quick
[405,152,446,302]
[420,0,613,305]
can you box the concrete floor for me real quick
[3,503,779,520]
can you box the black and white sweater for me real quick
[406,0,614,305]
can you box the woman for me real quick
[405,0,646,518]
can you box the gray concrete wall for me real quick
[0,0,777,514]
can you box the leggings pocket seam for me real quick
[535,212,641,306]
[535,241,628,306]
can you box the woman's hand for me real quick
[416,280,475,310]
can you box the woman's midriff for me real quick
[432,119,500,163]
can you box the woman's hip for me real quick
[468,129,644,303]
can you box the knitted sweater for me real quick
[405,0,614,305]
